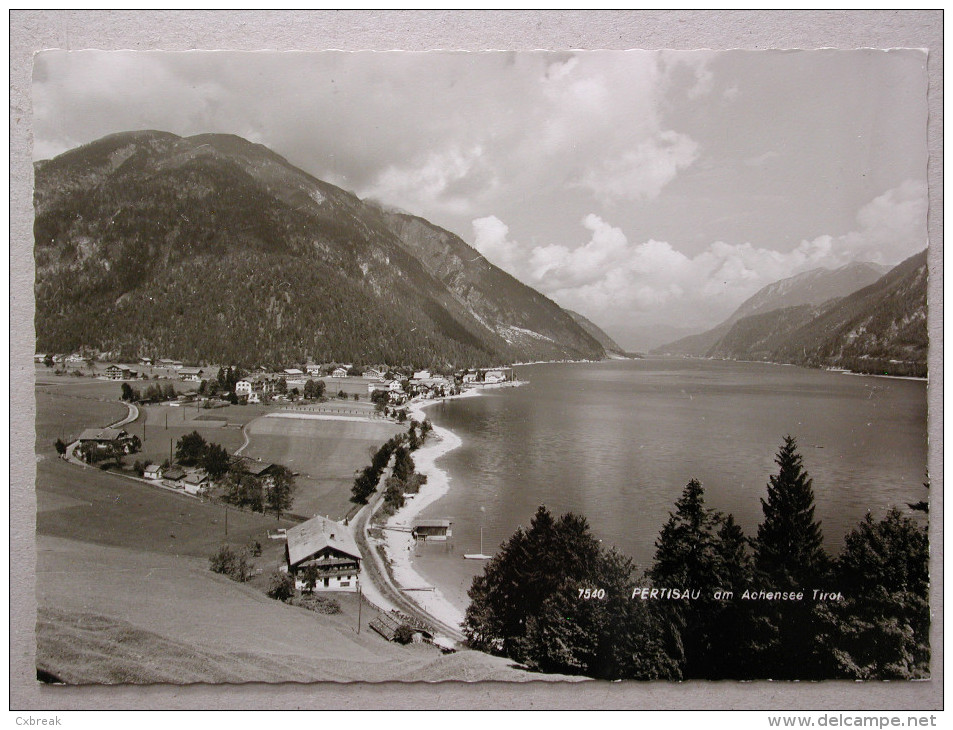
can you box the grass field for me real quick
[35,389,129,453]
[30,376,549,684]
[35,536,556,684]
[36,456,291,561]
[243,415,403,520]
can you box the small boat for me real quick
[463,525,491,560]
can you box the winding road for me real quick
[350,482,465,644]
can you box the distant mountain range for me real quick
[564,310,626,357]
[33,131,605,368]
[654,253,927,377]
[656,262,892,358]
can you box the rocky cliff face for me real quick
[34,131,605,367]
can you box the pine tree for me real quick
[650,479,722,588]
[649,479,752,678]
[707,513,756,678]
[751,436,832,679]
[755,435,828,587]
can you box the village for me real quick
[37,352,515,651]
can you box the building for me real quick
[162,466,187,488]
[235,380,253,396]
[143,464,163,480]
[331,367,348,378]
[462,371,478,384]
[77,427,137,453]
[104,365,134,381]
[412,519,453,542]
[179,367,204,382]
[182,470,210,495]
[285,515,361,592]
[363,368,385,380]
[284,368,304,377]
[413,369,431,380]
[305,363,323,376]
[157,359,183,369]
[247,392,261,404]
[484,369,507,384]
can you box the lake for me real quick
[411,358,929,613]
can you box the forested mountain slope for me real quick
[34,131,605,368]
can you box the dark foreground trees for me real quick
[648,479,753,678]
[464,437,930,681]
[815,508,930,679]
[464,505,679,680]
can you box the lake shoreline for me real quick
[379,389,484,630]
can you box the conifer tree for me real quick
[755,435,828,587]
[752,436,831,679]
[649,479,751,677]
[650,479,722,588]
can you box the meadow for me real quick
[242,414,403,520]
[31,376,542,684]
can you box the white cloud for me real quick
[472,215,522,272]
[360,145,496,217]
[472,180,928,338]
[576,130,699,204]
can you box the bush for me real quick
[209,545,253,582]
[394,624,417,644]
[209,545,237,576]
[293,594,342,614]
[267,570,295,602]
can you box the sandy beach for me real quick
[379,389,485,632]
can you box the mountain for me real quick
[33,131,605,368]
[375,211,605,362]
[563,310,626,357]
[706,250,928,377]
[654,262,893,357]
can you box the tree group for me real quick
[464,436,929,681]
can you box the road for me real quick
[350,483,465,644]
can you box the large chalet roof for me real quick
[286,515,360,567]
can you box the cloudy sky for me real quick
[33,49,928,349]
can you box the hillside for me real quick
[655,262,892,357]
[706,305,821,362]
[34,131,605,368]
[706,250,928,376]
[380,212,605,361]
[564,310,626,356]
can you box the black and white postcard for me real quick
[14,12,939,711]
